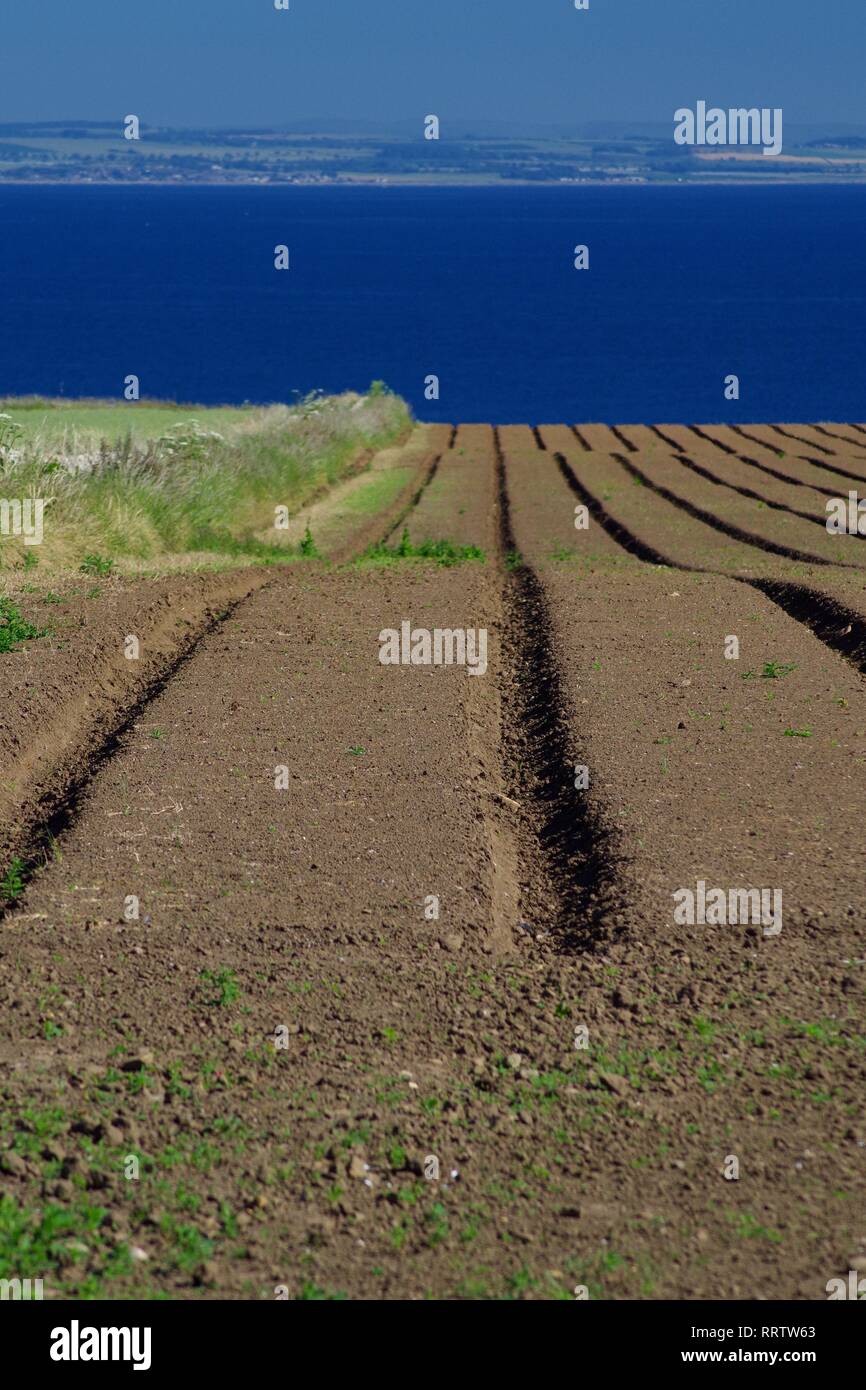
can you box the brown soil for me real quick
[1,425,864,1303]
[641,433,863,532]
[618,452,862,569]
[400,426,499,555]
[0,570,269,870]
[548,438,866,666]
[685,425,866,500]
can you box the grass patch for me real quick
[198,968,241,1009]
[338,467,417,520]
[296,1280,348,1301]
[79,553,115,577]
[0,598,46,653]
[0,856,26,902]
[362,528,485,568]
[299,525,320,558]
[0,1193,88,1274]
[742,661,797,681]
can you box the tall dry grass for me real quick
[0,387,411,572]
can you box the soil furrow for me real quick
[812,424,866,448]
[772,425,836,456]
[494,429,625,949]
[401,427,499,554]
[555,451,686,569]
[574,424,622,452]
[727,425,866,487]
[632,447,866,565]
[613,452,840,567]
[553,446,866,675]
[493,432,866,1305]
[719,452,842,499]
[688,425,737,456]
[0,570,272,879]
[0,581,271,922]
[725,424,866,488]
[673,451,863,537]
[378,448,443,545]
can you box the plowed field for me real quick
[1,423,864,1302]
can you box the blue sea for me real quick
[0,185,863,423]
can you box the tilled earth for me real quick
[0,423,864,1301]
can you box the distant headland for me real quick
[1,118,865,186]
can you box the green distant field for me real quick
[0,398,255,443]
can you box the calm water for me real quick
[0,184,863,423]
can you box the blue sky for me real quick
[2,0,863,129]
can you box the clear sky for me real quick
[2,0,863,130]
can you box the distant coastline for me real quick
[2,176,865,188]
[2,119,865,187]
